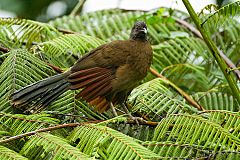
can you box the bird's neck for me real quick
[130,37,147,42]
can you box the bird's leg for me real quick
[110,102,118,117]
[121,103,145,125]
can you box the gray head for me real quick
[130,21,148,41]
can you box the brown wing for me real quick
[67,40,132,112]
[67,39,152,112]
[70,40,133,72]
[67,67,114,112]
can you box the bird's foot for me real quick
[110,102,118,117]
[121,103,146,125]
[127,114,146,125]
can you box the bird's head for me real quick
[130,21,148,41]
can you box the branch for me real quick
[150,67,204,111]
[57,28,76,34]
[175,18,202,38]
[0,46,10,53]
[174,17,240,80]
[46,63,64,73]
[0,121,100,144]
[182,0,240,104]
[0,119,158,144]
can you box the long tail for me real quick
[10,73,70,111]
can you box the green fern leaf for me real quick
[195,91,238,111]
[0,49,54,112]
[68,124,161,159]
[153,114,240,152]
[0,112,60,136]
[200,110,240,138]
[0,18,61,48]
[128,78,199,120]
[0,145,28,160]
[143,141,209,159]
[202,1,240,33]
[20,133,92,160]
[39,34,104,67]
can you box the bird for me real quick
[10,21,153,115]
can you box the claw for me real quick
[121,103,146,125]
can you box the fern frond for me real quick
[0,18,61,48]
[49,10,143,41]
[200,110,240,138]
[39,34,104,67]
[49,9,191,44]
[213,19,240,63]
[0,145,28,160]
[0,112,60,136]
[46,90,107,121]
[68,124,160,159]
[195,91,238,111]
[153,114,240,152]
[20,133,92,160]
[128,78,199,120]
[0,49,54,112]
[152,37,210,70]
[202,1,240,33]
[160,63,209,92]
[142,141,209,159]
[109,123,155,141]
[151,37,229,92]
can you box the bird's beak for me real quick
[140,28,147,34]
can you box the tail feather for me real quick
[11,73,70,110]
[35,82,69,108]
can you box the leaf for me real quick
[202,1,240,33]
[194,91,238,111]
[143,141,209,159]
[0,145,28,160]
[153,114,240,152]
[128,78,199,120]
[0,112,60,136]
[200,110,240,138]
[0,18,61,48]
[0,49,54,112]
[39,34,104,67]
[68,124,161,159]
[20,133,92,160]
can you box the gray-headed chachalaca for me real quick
[11,21,152,114]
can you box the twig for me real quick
[219,51,240,79]
[175,18,202,38]
[57,28,76,34]
[127,119,158,126]
[0,119,158,144]
[43,111,97,121]
[0,121,99,144]
[46,63,64,73]
[70,0,86,16]
[150,67,204,111]
[0,46,10,53]
[182,0,240,104]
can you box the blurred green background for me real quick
[0,0,235,22]
[0,0,78,21]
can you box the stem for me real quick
[0,46,10,53]
[182,0,240,104]
[228,67,240,72]
[0,120,158,144]
[70,0,86,16]
[150,67,204,111]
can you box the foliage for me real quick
[0,1,240,160]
